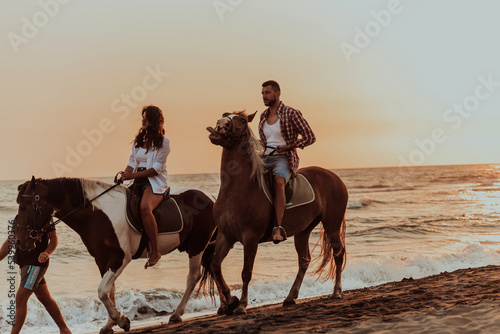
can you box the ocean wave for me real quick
[347,198,373,209]
[343,243,500,290]
[353,184,390,189]
[349,186,416,194]
[347,197,387,209]
[348,223,433,237]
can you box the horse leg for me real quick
[322,215,346,299]
[98,268,131,334]
[234,242,258,315]
[169,253,203,323]
[211,232,239,315]
[100,283,118,334]
[283,228,312,306]
[332,218,346,299]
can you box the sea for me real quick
[0,164,499,333]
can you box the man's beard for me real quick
[264,96,276,107]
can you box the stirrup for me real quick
[272,226,287,244]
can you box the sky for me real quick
[1,0,499,181]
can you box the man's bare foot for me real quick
[145,251,161,269]
[272,226,286,244]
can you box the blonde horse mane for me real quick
[234,110,265,189]
[79,178,125,210]
[246,126,265,188]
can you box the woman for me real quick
[121,105,170,269]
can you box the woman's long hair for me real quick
[133,105,165,151]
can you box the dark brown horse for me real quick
[206,110,348,315]
[15,177,216,334]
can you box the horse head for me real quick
[207,110,257,149]
[16,176,54,251]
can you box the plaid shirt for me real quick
[258,101,316,172]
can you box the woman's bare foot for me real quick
[145,251,162,269]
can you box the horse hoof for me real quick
[331,292,342,299]
[226,296,240,315]
[283,298,296,306]
[217,305,227,315]
[99,328,114,334]
[234,305,247,315]
[118,316,131,332]
[169,314,183,323]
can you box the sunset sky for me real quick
[1,0,499,181]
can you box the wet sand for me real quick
[126,265,500,333]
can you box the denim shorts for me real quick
[263,154,292,183]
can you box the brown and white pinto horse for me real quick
[15,177,216,334]
[206,110,348,315]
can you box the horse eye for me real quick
[241,119,246,124]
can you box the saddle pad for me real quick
[262,173,315,209]
[126,191,183,235]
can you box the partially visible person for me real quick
[120,105,170,268]
[0,218,72,334]
[259,80,316,243]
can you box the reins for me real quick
[23,172,124,240]
[264,145,277,156]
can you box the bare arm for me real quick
[0,239,10,262]
[122,167,158,181]
[38,230,58,263]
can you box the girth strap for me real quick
[132,234,150,259]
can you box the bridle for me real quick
[20,192,52,241]
[19,172,124,241]
[215,115,248,143]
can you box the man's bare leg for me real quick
[272,175,287,243]
[34,283,72,334]
[11,286,33,334]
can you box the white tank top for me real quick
[136,147,148,167]
[263,119,286,155]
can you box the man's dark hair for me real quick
[262,80,280,92]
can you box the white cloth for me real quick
[126,137,170,194]
[136,147,148,168]
[263,119,286,155]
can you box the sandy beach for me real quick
[125,265,500,334]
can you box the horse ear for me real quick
[27,176,36,190]
[247,111,258,123]
[222,112,231,117]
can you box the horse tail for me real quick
[312,220,346,281]
[195,228,217,299]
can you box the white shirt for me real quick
[127,137,170,194]
[263,119,286,155]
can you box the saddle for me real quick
[262,172,315,209]
[125,188,183,259]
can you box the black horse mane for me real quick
[41,178,86,209]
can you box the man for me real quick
[0,218,71,334]
[259,80,316,243]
